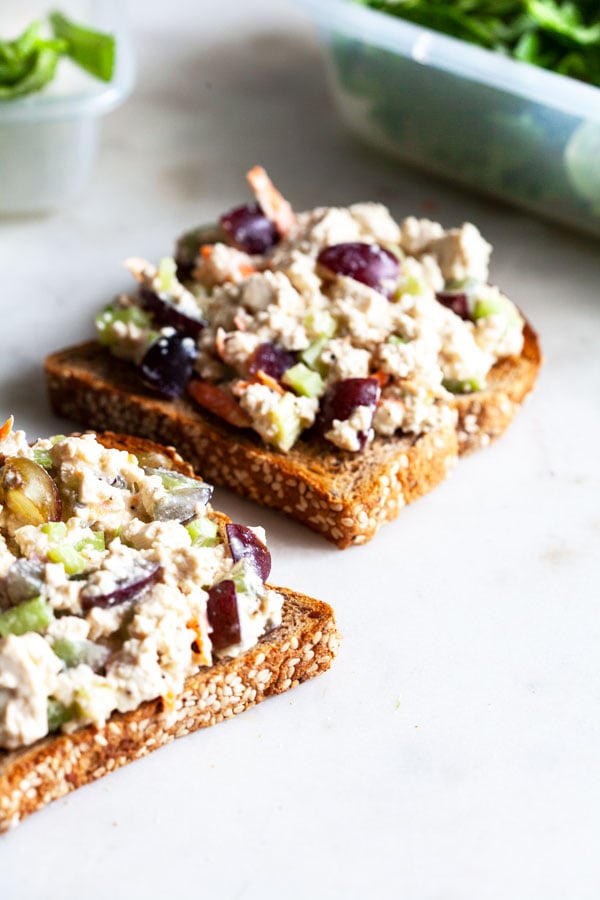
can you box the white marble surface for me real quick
[1,1,600,897]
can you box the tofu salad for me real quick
[0,420,282,751]
[97,167,525,454]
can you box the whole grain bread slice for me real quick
[0,432,340,832]
[45,342,459,548]
[0,584,338,833]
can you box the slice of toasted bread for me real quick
[0,585,337,833]
[454,322,541,454]
[0,432,339,832]
[45,342,459,548]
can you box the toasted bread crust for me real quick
[454,322,541,453]
[0,433,340,832]
[45,342,459,548]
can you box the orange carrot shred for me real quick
[256,370,286,394]
[246,165,295,237]
[0,415,13,442]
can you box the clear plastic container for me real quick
[0,0,134,214]
[298,0,600,239]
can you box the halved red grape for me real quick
[226,523,271,582]
[139,332,198,399]
[207,579,241,651]
[219,203,279,255]
[435,291,470,320]
[6,558,46,605]
[0,457,62,526]
[144,466,213,522]
[248,342,296,381]
[81,560,161,611]
[139,287,206,338]
[317,242,399,297]
[316,377,380,451]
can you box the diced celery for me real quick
[95,304,152,346]
[304,310,337,340]
[395,274,426,298]
[47,698,73,733]
[33,448,53,469]
[52,638,110,670]
[0,595,53,638]
[231,560,259,598]
[300,335,329,373]
[270,392,302,452]
[282,363,324,398]
[49,434,67,445]
[186,517,218,547]
[388,335,408,344]
[72,680,116,722]
[472,295,523,326]
[157,257,177,294]
[47,543,86,576]
[74,531,105,553]
[41,521,67,541]
[442,378,483,394]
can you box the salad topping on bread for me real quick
[96,168,525,454]
[0,419,282,750]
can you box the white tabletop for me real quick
[1,2,600,897]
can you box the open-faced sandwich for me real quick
[45,168,540,547]
[0,418,338,830]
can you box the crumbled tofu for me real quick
[427,223,492,283]
[325,405,375,452]
[0,634,62,750]
[399,216,445,255]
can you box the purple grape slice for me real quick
[207,579,241,652]
[6,558,46,605]
[144,466,213,522]
[139,332,198,399]
[248,342,296,381]
[316,377,380,451]
[139,287,206,338]
[219,203,279,255]
[317,242,399,297]
[435,291,470,320]
[226,523,271,582]
[81,560,161,611]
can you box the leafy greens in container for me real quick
[354,0,600,85]
[0,10,115,100]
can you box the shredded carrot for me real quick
[187,379,252,428]
[256,370,286,394]
[0,415,13,442]
[371,371,391,389]
[246,165,295,237]
[200,244,213,259]
[238,263,257,278]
